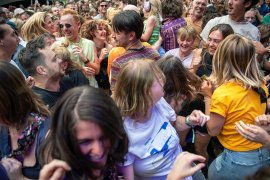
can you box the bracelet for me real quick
[84,59,90,64]
[185,116,194,128]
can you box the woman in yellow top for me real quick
[202,35,270,180]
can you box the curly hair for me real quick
[161,0,183,19]
[80,19,112,42]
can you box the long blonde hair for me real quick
[113,59,165,119]
[21,12,50,42]
[210,34,264,88]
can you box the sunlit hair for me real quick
[210,35,264,88]
[147,0,162,17]
[177,25,197,41]
[80,19,112,42]
[52,46,82,72]
[158,55,202,104]
[0,61,49,129]
[21,12,51,42]
[60,8,80,23]
[113,59,165,119]
[41,86,128,179]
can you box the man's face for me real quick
[0,24,20,57]
[60,14,80,42]
[193,0,207,18]
[227,0,248,17]
[98,1,108,15]
[40,47,64,79]
[112,30,130,48]
[245,10,256,23]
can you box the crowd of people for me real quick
[1,0,270,179]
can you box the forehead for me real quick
[60,14,75,22]
[75,121,104,139]
[1,24,13,35]
[245,11,255,16]
[40,47,55,61]
[209,30,223,39]
[99,1,107,5]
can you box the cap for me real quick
[14,8,25,17]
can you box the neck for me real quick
[68,36,81,43]
[34,76,61,92]
[179,49,192,58]
[93,39,105,49]
[191,14,202,21]
[0,51,12,62]
[125,39,143,50]
[229,14,245,22]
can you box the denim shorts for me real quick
[208,147,270,180]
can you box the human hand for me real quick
[201,80,212,98]
[253,41,268,55]
[72,46,87,62]
[99,48,108,61]
[167,152,206,180]
[189,110,210,127]
[191,49,202,71]
[39,159,71,180]
[82,67,95,76]
[235,120,270,145]
[1,158,23,180]
[25,76,35,88]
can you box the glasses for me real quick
[59,23,72,29]
[100,4,107,7]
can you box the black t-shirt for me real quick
[196,49,213,78]
[68,69,89,87]
[32,77,74,108]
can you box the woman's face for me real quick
[44,16,55,34]
[150,76,165,104]
[75,121,111,168]
[178,37,195,55]
[93,24,107,42]
[207,30,224,55]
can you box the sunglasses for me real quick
[100,4,107,7]
[59,23,72,29]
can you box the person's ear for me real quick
[36,65,46,75]
[128,31,136,41]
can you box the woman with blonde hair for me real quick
[164,25,197,69]
[203,35,270,180]
[21,12,54,42]
[141,0,162,46]
[113,59,208,179]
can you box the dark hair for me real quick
[158,55,202,104]
[112,10,143,39]
[245,0,259,11]
[0,17,7,39]
[41,86,128,179]
[202,12,222,29]
[209,23,234,39]
[0,61,49,128]
[19,34,48,76]
[161,0,183,19]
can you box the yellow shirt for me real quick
[210,81,267,151]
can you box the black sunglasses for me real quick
[59,23,72,29]
[100,4,107,7]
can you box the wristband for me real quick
[185,116,194,128]
[84,59,90,64]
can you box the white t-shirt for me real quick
[164,48,194,69]
[123,98,192,180]
[201,15,260,42]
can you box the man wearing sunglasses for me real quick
[94,0,108,20]
[52,8,100,88]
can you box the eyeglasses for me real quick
[59,23,72,29]
[100,4,107,7]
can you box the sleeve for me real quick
[210,89,228,118]
[156,97,176,122]
[110,60,121,91]
[200,18,218,42]
[86,41,95,62]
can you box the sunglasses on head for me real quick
[59,23,72,29]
